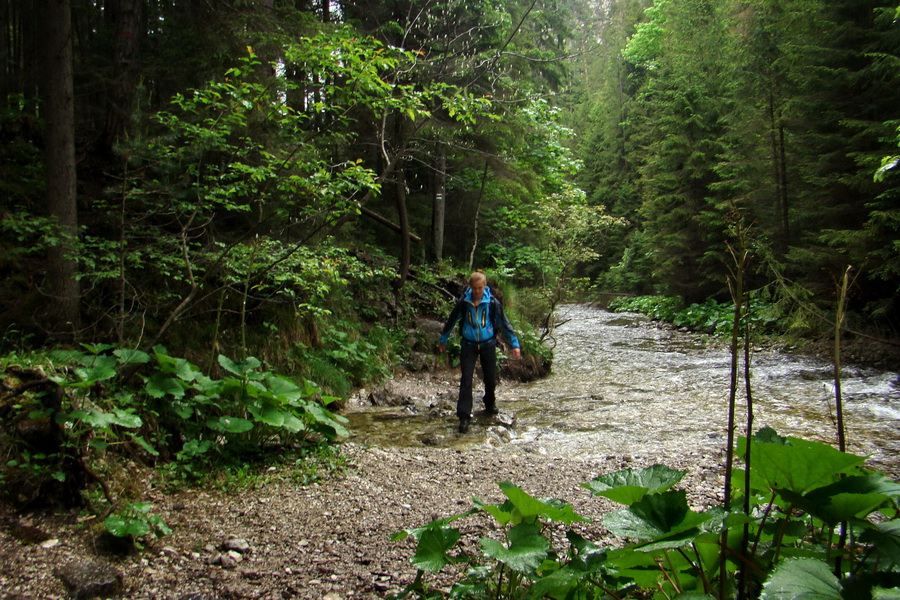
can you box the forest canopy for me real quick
[2,0,899,356]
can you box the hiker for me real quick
[437,271,522,433]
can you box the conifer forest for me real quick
[3,2,900,599]
[2,0,898,356]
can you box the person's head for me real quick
[469,271,486,302]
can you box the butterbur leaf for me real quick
[392,509,479,542]
[257,404,286,427]
[109,409,142,428]
[146,374,186,399]
[583,464,686,505]
[603,490,715,545]
[747,436,865,494]
[265,375,303,402]
[499,481,588,524]
[206,415,253,433]
[480,522,549,573]
[104,514,151,538]
[114,348,150,364]
[781,476,894,526]
[475,497,515,526]
[170,401,193,419]
[861,520,900,567]
[566,531,609,570]
[281,413,305,433]
[218,354,262,376]
[411,525,460,572]
[525,566,585,598]
[128,433,159,456]
[760,558,842,600]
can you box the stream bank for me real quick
[2,305,897,599]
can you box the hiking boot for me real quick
[458,417,471,433]
[484,403,499,415]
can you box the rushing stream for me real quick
[345,305,900,476]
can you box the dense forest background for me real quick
[2,0,899,365]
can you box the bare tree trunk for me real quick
[767,93,785,257]
[432,149,446,261]
[102,0,142,150]
[778,122,790,251]
[395,163,411,288]
[41,0,80,341]
[468,163,489,271]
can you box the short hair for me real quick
[468,271,486,285]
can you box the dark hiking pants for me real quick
[457,339,497,418]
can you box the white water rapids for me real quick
[346,305,900,477]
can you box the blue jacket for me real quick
[439,286,520,348]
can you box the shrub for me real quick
[394,428,900,599]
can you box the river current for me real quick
[346,305,900,477]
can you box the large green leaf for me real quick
[127,433,159,456]
[69,407,142,429]
[603,490,716,545]
[583,465,686,505]
[781,475,897,525]
[411,525,461,572]
[54,361,117,387]
[265,375,304,403]
[499,481,588,524]
[113,348,151,365]
[475,497,515,526]
[525,566,585,599]
[760,558,842,600]
[280,412,306,433]
[145,373,186,399]
[745,436,865,495]
[392,510,479,542]
[104,514,151,538]
[218,354,262,376]
[480,522,549,573]
[306,404,349,438]
[206,415,253,433]
[861,520,900,567]
[155,352,201,381]
[256,404,286,427]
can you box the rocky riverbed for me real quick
[0,371,726,600]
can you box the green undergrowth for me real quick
[394,427,900,599]
[608,295,785,338]
[0,343,351,548]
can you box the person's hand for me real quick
[437,343,445,354]
[511,347,522,360]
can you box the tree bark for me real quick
[41,0,80,340]
[432,149,446,261]
[468,162,489,271]
[395,163,411,288]
[102,0,142,150]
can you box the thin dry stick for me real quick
[833,265,853,577]
[722,233,748,600]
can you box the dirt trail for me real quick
[1,373,725,600]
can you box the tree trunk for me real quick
[768,92,790,258]
[432,149,446,261]
[41,0,80,340]
[395,163,411,288]
[468,162,489,271]
[778,121,789,251]
[102,0,142,150]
